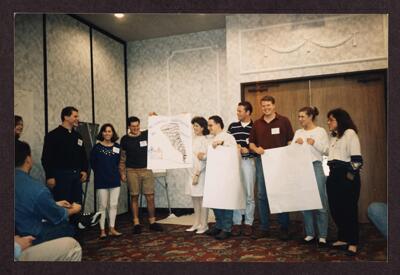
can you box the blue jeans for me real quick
[302,161,329,238]
[213,209,233,232]
[255,156,289,231]
[368,202,387,239]
[233,157,256,225]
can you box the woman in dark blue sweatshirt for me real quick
[90,123,122,239]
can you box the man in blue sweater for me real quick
[15,141,81,245]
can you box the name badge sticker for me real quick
[112,147,120,154]
[77,139,83,146]
[140,140,147,147]
[271,128,280,135]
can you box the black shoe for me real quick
[251,229,270,240]
[206,227,221,236]
[215,231,231,240]
[149,222,163,232]
[231,225,241,237]
[302,237,316,245]
[133,224,142,234]
[345,249,358,257]
[330,242,348,250]
[279,228,290,241]
[78,212,101,229]
[318,240,328,248]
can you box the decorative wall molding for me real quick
[238,14,387,75]
[241,56,387,75]
[263,32,358,56]
[166,45,221,115]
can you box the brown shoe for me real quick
[231,225,241,236]
[242,224,253,236]
[251,229,269,240]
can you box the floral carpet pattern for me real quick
[81,213,386,262]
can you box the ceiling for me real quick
[77,13,226,42]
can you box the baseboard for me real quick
[118,207,194,217]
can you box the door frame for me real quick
[240,69,387,106]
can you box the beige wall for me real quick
[14,14,127,213]
[15,14,388,210]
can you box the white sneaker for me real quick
[195,226,209,234]
[78,212,102,229]
[185,225,200,232]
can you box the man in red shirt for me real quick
[249,95,294,241]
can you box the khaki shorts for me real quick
[126,168,154,196]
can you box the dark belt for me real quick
[54,168,80,174]
[327,160,351,170]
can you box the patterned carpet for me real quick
[81,212,386,262]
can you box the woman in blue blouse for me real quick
[90,123,122,239]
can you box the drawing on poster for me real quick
[147,113,193,170]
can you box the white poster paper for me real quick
[147,113,193,170]
[203,146,246,209]
[261,144,322,214]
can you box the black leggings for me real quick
[326,167,361,245]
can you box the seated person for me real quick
[15,141,81,245]
[14,235,82,261]
[367,202,387,239]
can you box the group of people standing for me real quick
[185,95,363,257]
[14,107,164,260]
[14,94,363,260]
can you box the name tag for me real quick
[246,138,249,144]
[140,140,147,147]
[112,147,120,154]
[271,128,280,135]
[77,139,83,146]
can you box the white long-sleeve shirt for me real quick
[292,126,329,162]
[212,131,237,147]
[201,131,237,161]
[327,129,361,162]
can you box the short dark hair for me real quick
[209,115,224,129]
[327,108,358,138]
[191,116,210,135]
[61,106,78,121]
[299,106,319,121]
[238,101,253,114]
[261,95,275,104]
[96,123,119,142]
[15,140,31,167]
[15,115,23,126]
[127,116,140,127]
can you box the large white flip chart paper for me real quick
[203,146,246,209]
[147,114,193,170]
[261,144,322,213]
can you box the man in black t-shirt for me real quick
[41,106,88,206]
[120,116,163,234]
[41,106,102,233]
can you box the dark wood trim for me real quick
[68,14,125,44]
[241,68,387,101]
[42,14,48,134]
[89,27,97,211]
[124,42,129,132]
[89,27,95,124]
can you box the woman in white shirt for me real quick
[326,108,363,256]
[200,115,237,240]
[293,106,329,247]
[185,116,210,234]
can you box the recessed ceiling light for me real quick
[114,13,124,18]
